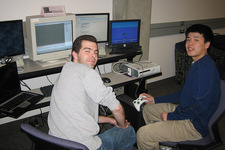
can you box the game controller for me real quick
[133,96,148,111]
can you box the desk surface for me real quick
[101,72,161,88]
[18,48,142,80]
[0,71,161,125]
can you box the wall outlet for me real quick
[179,28,185,33]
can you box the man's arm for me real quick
[111,103,130,129]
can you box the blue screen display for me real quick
[111,21,139,44]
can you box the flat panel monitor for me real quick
[0,20,25,59]
[75,13,109,43]
[108,19,141,54]
[26,14,76,67]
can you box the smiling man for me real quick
[48,35,136,150]
[137,24,221,150]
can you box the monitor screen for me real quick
[0,20,25,58]
[26,14,76,66]
[35,20,73,55]
[75,13,109,43]
[108,19,141,53]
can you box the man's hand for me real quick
[161,112,168,121]
[99,116,118,125]
[107,117,118,126]
[140,93,155,104]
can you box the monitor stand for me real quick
[36,58,69,67]
[110,47,138,55]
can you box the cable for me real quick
[134,76,144,98]
[24,108,47,128]
[138,50,143,61]
[96,64,108,75]
[46,75,53,85]
[111,60,129,74]
[20,80,31,90]
[99,105,107,116]
[38,108,48,126]
[103,65,106,74]
[130,61,145,98]
[96,65,101,75]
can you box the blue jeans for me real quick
[98,125,136,150]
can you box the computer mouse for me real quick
[102,77,111,83]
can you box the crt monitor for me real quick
[75,13,109,43]
[108,19,141,54]
[0,20,25,60]
[26,14,76,67]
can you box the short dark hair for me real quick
[185,24,214,44]
[71,35,97,61]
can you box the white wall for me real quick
[0,0,113,90]
[151,0,225,23]
[148,0,225,83]
[0,0,112,21]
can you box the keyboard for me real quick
[0,93,34,112]
[40,85,54,97]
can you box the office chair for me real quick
[160,80,225,150]
[20,123,89,150]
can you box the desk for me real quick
[0,71,161,125]
[101,71,162,96]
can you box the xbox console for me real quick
[121,61,161,77]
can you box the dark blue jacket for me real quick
[155,54,221,137]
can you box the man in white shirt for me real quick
[48,35,136,150]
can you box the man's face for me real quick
[72,40,98,68]
[185,32,210,62]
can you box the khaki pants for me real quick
[137,103,202,150]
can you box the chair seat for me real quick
[160,134,212,147]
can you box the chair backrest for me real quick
[20,123,89,150]
[208,80,225,142]
[160,80,225,149]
